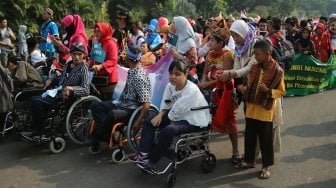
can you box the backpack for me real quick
[270,34,295,71]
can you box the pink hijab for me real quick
[60,15,88,49]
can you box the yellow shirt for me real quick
[245,69,286,122]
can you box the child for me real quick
[129,59,210,173]
[241,40,285,179]
[199,26,242,167]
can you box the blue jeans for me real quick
[139,112,202,163]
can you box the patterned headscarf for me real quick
[126,45,142,61]
[230,20,255,57]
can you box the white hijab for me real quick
[174,16,197,54]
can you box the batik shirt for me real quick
[119,66,151,110]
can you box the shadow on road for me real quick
[281,143,336,163]
[288,178,336,188]
[282,120,336,138]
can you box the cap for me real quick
[44,8,53,18]
[70,42,86,54]
[117,10,129,19]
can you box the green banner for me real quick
[285,54,336,96]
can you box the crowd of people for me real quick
[1,6,336,181]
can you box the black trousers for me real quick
[91,101,133,141]
[244,118,274,167]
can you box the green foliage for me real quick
[0,0,104,36]
[1,0,335,41]
[253,6,271,18]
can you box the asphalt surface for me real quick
[0,89,335,188]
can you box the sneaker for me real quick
[137,160,157,174]
[20,131,34,140]
[128,153,148,165]
[32,134,49,141]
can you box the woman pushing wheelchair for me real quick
[128,59,211,174]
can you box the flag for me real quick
[144,51,174,108]
[112,51,174,108]
[47,33,52,44]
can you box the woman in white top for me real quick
[129,59,210,173]
[27,37,46,68]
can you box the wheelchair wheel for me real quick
[167,173,176,187]
[201,153,216,173]
[66,95,101,144]
[89,145,102,155]
[49,137,65,154]
[111,148,125,163]
[127,104,159,152]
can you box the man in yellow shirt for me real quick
[242,40,285,179]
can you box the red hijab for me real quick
[94,23,113,44]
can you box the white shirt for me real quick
[233,41,256,78]
[0,27,14,51]
[331,38,336,51]
[30,49,46,66]
[160,81,211,127]
[130,30,145,48]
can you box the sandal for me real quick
[237,161,256,169]
[259,168,271,179]
[232,155,242,168]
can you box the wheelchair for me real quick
[135,106,216,187]
[88,104,159,163]
[1,85,101,154]
[134,89,220,187]
[1,87,68,153]
[1,88,43,137]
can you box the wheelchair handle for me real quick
[191,106,210,111]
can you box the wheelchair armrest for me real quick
[21,87,45,93]
[15,88,46,101]
[191,106,210,111]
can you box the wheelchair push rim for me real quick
[65,96,101,145]
[126,104,159,152]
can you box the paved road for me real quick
[0,90,335,188]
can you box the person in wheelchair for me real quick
[88,45,151,153]
[0,63,13,127]
[7,56,44,90]
[129,59,211,173]
[20,42,90,139]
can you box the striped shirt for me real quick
[59,61,90,97]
